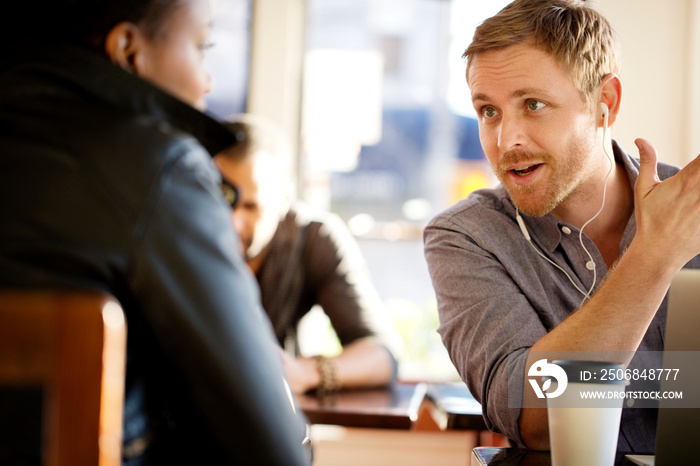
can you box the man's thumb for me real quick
[635,138,660,195]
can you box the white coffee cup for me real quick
[545,360,628,466]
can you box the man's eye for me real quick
[527,100,545,111]
[483,107,498,118]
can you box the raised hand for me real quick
[634,138,700,272]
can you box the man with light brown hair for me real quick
[425,0,700,453]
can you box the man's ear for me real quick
[104,22,143,73]
[598,73,622,126]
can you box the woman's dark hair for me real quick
[6,0,184,54]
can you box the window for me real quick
[300,0,510,381]
[204,0,251,119]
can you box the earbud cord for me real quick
[518,212,593,299]
[516,108,613,304]
[577,115,614,300]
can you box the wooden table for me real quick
[296,382,500,465]
[296,382,428,429]
[426,382,487,430]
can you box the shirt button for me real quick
[626,398,635,407]
[586,260,596,270]
[561,226,572,235]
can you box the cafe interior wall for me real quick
[593,0,700,167]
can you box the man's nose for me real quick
[497,113,528,153]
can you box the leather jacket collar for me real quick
[0,43,237,156]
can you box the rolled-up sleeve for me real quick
[423,200,551,446]
[311,212,401,357]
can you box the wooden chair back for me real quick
[0,290,126,466]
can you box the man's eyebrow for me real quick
[471,88,551,103]
[471,92,488,103]
[512,88,548,98]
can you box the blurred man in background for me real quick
[216,114,401,395]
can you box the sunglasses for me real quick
[219,177,240,209]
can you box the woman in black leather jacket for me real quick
[0,1,310,464]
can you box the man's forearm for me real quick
[519,240,678,449]
[531,240,674,354]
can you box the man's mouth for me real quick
[511,164,542,176]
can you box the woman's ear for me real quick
[104,22,142,73]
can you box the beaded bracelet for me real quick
[313,355,340,395]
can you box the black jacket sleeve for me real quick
[129,139,310,465]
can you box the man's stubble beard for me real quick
[496,139,593,217]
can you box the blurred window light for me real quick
[402,198,431,222]
[347,213,376,237]
[302,0,509,233]
[302,50,384,172]
[204,0,251,119]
